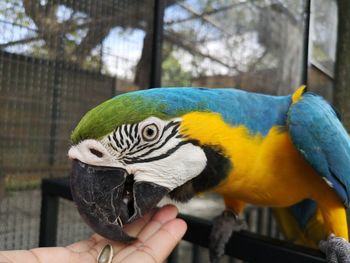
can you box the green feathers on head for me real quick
[71,88,214,144]
[71,93,169,144]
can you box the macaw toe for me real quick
[319,234,350,263]
[209,209,247,263]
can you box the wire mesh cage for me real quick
[0,0,338,255]
[161,0,336,100]
[161,0,306,94]
[0,0,155,249]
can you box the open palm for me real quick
[0,205,186,263]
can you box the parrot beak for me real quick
[70,160,169,242]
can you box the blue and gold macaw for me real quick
[68,86,350,263]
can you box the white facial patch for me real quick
[69,117,208,191]
[129,143,207,190]
[68,139,124,169]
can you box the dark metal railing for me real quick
[39,177,326,263]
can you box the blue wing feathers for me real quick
[288,93,350,207]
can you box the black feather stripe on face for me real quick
[127,123,180,160]
[113,131,122,149]
[131,124,138,140]
[169,145,232,203]
[128,136,141,152]
[124,140,191,164]
[127,121,180,156]
[108,120,182,162]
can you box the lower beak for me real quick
[70,160,169,242]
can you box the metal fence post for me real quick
[39,182,59,247]
[149,0,165,88]
[302,0,311,85]
[192,244,201,263]
[167,245,179,263]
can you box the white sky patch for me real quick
[102,27,144,78]
[172,31,264,77]
[0,1,335,83]
[56,5,74,22]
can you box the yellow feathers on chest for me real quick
[180,112,328,207]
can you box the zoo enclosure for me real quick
[0,0,337,257]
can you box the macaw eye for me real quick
[141,124,159,141]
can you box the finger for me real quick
[69,206,178,261]
[137,204,179,242]
[151,205,179,224]
[120,218,187,263]
[67,233,125,254]
[70,234,131,260]
[124,208,158,237]
[67,234,103,252]
[112,205,179,262]
[68,209,158,254]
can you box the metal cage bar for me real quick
[302,0,311,86]
[149,0,165,88]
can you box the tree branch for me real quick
[164,30,234,69]
[176,1,235,37]
[70,23,114,64]
[0,36,40,48]
[165,2,247,26]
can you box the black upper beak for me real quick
[70,160,169,242]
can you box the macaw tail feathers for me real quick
[273,203,326,248]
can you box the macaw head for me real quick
[68,88,232,241]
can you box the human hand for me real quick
[0,204,187,263]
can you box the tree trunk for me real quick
[334,0,350,131]
[134,31,153,89]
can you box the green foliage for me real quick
[83,53,103,71]
[6,177,40,191]
[162,53,192,87]
[0,0,34,27]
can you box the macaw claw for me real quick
[319,234,350,263]
[209,209,247,263]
